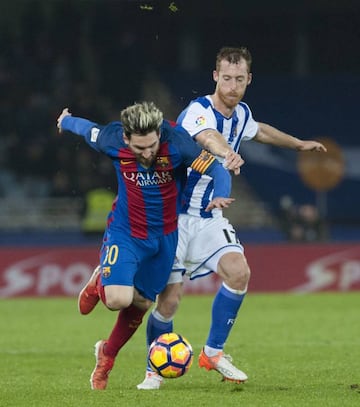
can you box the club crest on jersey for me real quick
[101,266,111,278]
[195,116,206,126]
[156,156,170,167]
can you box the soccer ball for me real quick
[148,332,194,378]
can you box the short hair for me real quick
[215,47,252,73]
[120,101,163,137]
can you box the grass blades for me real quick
[0,293,359,406]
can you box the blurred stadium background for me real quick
[0,0,359,296]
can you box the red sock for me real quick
[97,277,106,305]
[104,304,147,358]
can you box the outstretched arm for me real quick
[195,129,244,174]
[254,122,327,152]
[56,107,100,143]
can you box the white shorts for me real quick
[169,214,244,283]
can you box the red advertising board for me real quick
[0,243,359,298]
[246,243,360,293]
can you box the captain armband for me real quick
[190,150,216,174]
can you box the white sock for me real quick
[152,308,173,323]
[204,345,222,357]
[223,282,247,295]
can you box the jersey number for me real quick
[104,245,119,265]
[222,228,239,244]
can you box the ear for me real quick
[123,133,130,145]
[213,69,218,82]
[247,72,252,85]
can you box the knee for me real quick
[104,289,133,311]
[156,284,182,319]
[231,266,250,290]
[157,297,179,319]
[219,253,251,291]
[105,298,131,311]
[133,297,153,311]
[239,259,251,284]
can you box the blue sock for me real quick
[206,284,246,349]
[146,312,173,371]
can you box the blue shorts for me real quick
[99,229,178,302]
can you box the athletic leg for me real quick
[199,251,250,382]
[137,278,183,390]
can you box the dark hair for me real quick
[215,47,252,73]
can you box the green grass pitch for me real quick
[1,292,359,406]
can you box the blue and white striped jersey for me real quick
[177,95,258,218]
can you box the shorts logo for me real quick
[102,266,111,278]
[195,116,206,126]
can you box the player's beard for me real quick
[216,87,243,111]
[223,92,242,108]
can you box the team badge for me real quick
[156,156,170,167]
[101,266,111,278]
[195,116,206,126]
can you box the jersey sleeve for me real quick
[170,124,231,198]
[177,99,215,138]
[61,116,123,156]
[239,102,259,141]
[190,150,231,198]
[205,163,231,199]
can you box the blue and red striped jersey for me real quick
[61,116,230,239]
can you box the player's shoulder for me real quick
[99,121,122,136]
[95,121,124,147]
[189,95,212,110]
[236,101,252,112]
[177,95,213,124]
[161,120,189,140]
[103,121,122,131]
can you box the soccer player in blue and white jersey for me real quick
[137,47,327,389]
[56,101,234,390]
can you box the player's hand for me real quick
[297,140,327,152]
[205,197,235,212]
[223,151,244,175]
[57,108,72,133]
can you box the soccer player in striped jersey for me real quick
[56,101,234,390]
[137,47,327,389]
